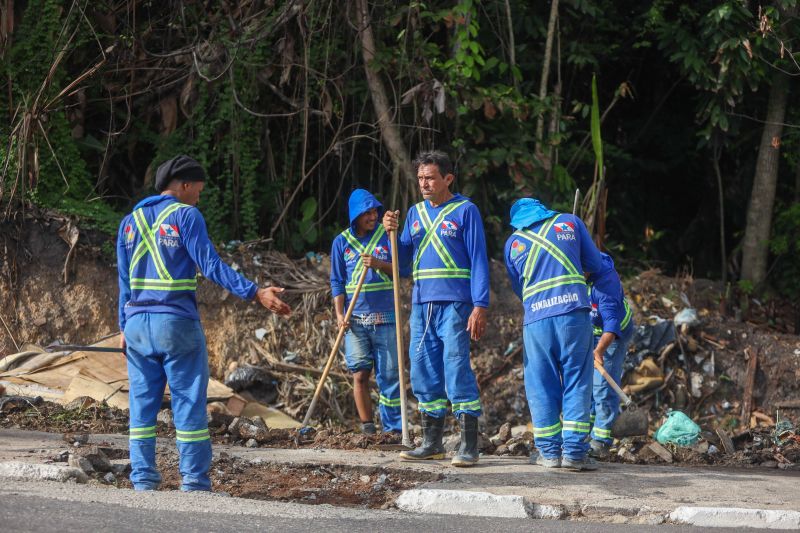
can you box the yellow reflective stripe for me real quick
[176,428,210,442]
[130,278,197,290]
[129,203,189,278]
[379,395,402,407]
[533,421,563,438]
[412,200,467,272]
[522,274,586,298]
[519,226,580,278]
[563,420,591,433]
[346,282,393,293]
[343,226,391,287]
[519,217,557,282]
[132,209,172,280]
[621,299,633,330]
[418,399,448,411]
[129,425,157,439]
[592,427,612,438]
[452,400,481,411]
[593,326,603,336]
[412,268,471,280]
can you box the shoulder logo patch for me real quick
[411,220,421,235]
[510,239,526,259]
[554,222,575,232]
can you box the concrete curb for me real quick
[669,506,800,530]
[396,489,531,518]
[0,461,88,484]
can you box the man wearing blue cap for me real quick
[504,198,609,471]
[330,189,402,434]
[383,150,490,467]
[118,155,291,491]
[587,253,635,458]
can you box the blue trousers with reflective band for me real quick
[409,302,481,418]
[590,325,634,443]
[523,309,592,460]
[344,322,401,431]
[124,313,211,491]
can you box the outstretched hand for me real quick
[256,287,292,316]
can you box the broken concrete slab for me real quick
[0,461,88,483]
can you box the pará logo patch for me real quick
[411,220,421,235]
[510,239,526,259]
[554,222,575,232]
[158,223,181,247]
[343,247,356,262]
[554,221,576,241]
[159,224,180,237]
[439,219,458,238]
[373,244,389,261]
[124,224,135,248]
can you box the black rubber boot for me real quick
[451,414,479,467]
[399,413,445,460]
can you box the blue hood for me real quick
[133,194,175,211]
[509,198,558,229]
[348,189,383,229]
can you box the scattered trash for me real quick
[254,328,268,341]
[654,411,701,447]
[224,365,278,405]
[673,308,700,329]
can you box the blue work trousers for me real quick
[124,313,212,491]
[344,322,402,431]
[522,309,593,460]
[409,302,481,418]
[590,326,634,443]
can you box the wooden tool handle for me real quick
[390,228,412,448]
[594,360,634,407]
[301,266,369,427]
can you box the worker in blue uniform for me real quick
[587,253,635,458]
[504,197,610,471]
[330,189,403,435]
[383,150,490,467]
[117,155,291,491]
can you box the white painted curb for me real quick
[396,489,531,518]
[670,506,800,530]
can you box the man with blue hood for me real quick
[383,150,490,467]
[330,189,403,435]
[504,197,609,471]
[117,155,291,492]
[587,253,635,458]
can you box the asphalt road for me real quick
[0,491,741,533]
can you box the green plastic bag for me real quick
[654,410,701,447]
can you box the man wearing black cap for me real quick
[117,155,291,492]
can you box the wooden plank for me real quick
[648,442,673,463]
[741,348,758,425]
[60,374,128,410]
[716,428,736,454]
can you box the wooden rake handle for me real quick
[594,360,634,408]
[301,266,369,427]
[390,228,412,448]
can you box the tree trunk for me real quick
[353,0,415,210]
[741,72,789,286]
[533,0,559,164]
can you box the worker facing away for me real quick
[504,197,611,471]
[117,155,291,491]
[330,189,403,435]
[587,252,635,458]
[383,150,490,467]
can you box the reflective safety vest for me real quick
[128,203,198,292]
[514,216,586,301]
[339,225,393,294]
[589,285,633,336]
[412,200,470,281]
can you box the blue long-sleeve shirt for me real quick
[393,194,490,307]
[588,254,633,337]
[504,213,608,325]
[117,195,257,330]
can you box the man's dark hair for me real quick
[413,150,454,177]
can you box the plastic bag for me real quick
[654,410,701,447]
